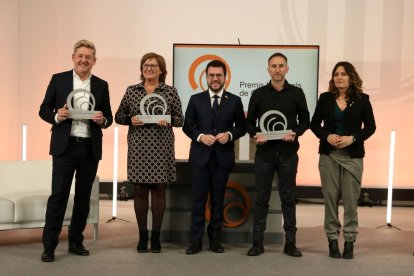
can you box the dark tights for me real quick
[134,183,166,231]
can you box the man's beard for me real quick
[208,83,224,93]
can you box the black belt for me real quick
[70,136,91,142]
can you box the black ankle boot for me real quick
[342,241,354,259]
[328,240,341,258]
[283,242,302,257]
[247,241,264,256]
[137,230,149,253]
[151,230,161,253]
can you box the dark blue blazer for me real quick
[39,70,113,160]
[183,90,247,169]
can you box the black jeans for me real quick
[252,154,298,243]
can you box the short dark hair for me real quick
[268,52,288,65]
[206,60,227,77]
[140,52,167,83]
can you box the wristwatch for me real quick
[352,136,356,143]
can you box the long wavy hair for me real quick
[328,61,363,98]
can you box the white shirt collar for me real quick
[208,88,224,98]
[73,70,92,81]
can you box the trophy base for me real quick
[257,130,292,140]
[137,115,171,124]
[69,111,95,120]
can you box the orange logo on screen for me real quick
[205,180,252,228]
[188,54,232,91]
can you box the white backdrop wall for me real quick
[1,0,413,188]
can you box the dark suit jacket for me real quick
[183,90,247,169]
[310,91,376,158]
[39,70,113,160]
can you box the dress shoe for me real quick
[247,241,264,256]
[328,240,341,258]
[283,242,302,257]
[68,243,89,256]
[342,241,354,259]
[209,239,224,253]
[41,248,55,262]
[137,230,149,253]
[151,230,161,253]
[186,241,202,255]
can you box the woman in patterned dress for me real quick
[115,52,184,253]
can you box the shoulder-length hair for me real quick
[328,61,363,98]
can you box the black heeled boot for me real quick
[151,230,161,253]
[137,230,149,253]
[342,241,354,259]
[328,240,341,258]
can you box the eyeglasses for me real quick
[207,74,224,79]
[143,64,159,70]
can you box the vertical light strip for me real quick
[386,130,396,224]
[112,126,119,217]
[22,124,27,161]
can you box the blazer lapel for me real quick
[220,91,230,110]
[328,93,336,118]
[64,70,74,94]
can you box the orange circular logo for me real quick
[205,180,251,228]
[188,54,232,91]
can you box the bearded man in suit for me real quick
[183,60,246,254]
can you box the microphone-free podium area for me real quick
[160,160,284,244]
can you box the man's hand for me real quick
[200,134,217,146]
[92,111,105,125]
[215,132,230,144]
[254,134,267,145]
[57,104,70,122]
[283,132,296,142]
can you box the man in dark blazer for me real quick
[183,60,246,254]
[39,40,113,262]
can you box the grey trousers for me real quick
[319,149,363,242]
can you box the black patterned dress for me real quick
[115,82,184,184]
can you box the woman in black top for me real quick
[310,61,376,259]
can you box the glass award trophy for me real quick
[67,89,95,119]
[256,110,291,140]
[136,93,171,124]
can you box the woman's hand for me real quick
[157,119,170,127]
[327,134,340,147]
[131,115,144,127]
[335,136,354,148]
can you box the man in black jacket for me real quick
[246,53,309,257]
[39,39,113,262]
